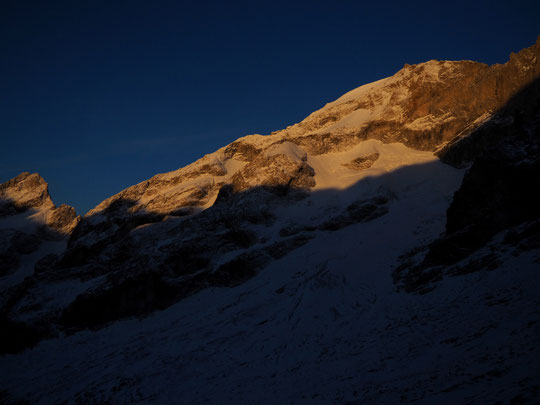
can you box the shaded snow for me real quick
[1,137,538,403]
[0,140,488,404]
[2,173,538,403]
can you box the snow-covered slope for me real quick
[1,155,538,403]
[1,38,539,403]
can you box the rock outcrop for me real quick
[342,152,380,170]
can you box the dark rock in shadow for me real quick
[394,77,540,293]
[10,231,42,255]
[59,271,180,331]
[0,316,53,355]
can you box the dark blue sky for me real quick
[1,0,538,214]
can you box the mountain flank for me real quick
[1,37,539,405]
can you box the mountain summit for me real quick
[1,38,539,404]
[0,172,79,234]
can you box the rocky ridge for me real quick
[73,36,539,237]
[57,36,540,283]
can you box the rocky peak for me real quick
[0,172,79,234]
[0,172,53,216]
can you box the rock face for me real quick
[1,37,539,372]
[394,76,540,293]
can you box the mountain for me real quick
[0,37,539,404]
